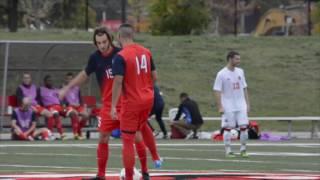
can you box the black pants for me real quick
[149,105,167,136]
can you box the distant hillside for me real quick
[0,31,319,118]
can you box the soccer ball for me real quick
[230,129,239,140]
[119,167,142,180]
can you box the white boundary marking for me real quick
[0,143,320,148]
[0,171,319,178]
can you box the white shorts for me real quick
[221,111,248,128]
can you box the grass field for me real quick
[0,140,320,173]
[0,30,319,132]
[0,139,319,179]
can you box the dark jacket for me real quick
[174,97,203,125]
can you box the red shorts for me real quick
[98,105,120,133]
[65,105,85,116]
[46,105,64,115]
[31,105,46,116]
[120,106,152,132]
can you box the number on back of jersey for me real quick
[135,54,148,75]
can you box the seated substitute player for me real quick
[111,23,159,180]
[213,51,250,158]
[16,72,53,119]
[59,26,161,180]
[170,92,203,139]
[11,97,51,141]
[62,72,89,140]
[38,75,65,139]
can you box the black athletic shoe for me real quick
[142,172,150,180]
[82,175,105,180]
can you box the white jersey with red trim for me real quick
[213,67,248,112]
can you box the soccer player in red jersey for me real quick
[111,23,159,180]
[59,27,160,180]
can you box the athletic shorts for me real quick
[221,110,248,128]
[98,105,120,133]
[65,105,85,116]
[120,106,152,132]
[46,105,64,115]
[31,105,46,116]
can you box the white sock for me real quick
[223,130,232,154]
[240,129,248,152]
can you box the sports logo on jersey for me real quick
[238,76,241,80]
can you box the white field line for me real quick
[0,143,320,148]
[3,149,320,158]
[0,171,320,178]
[280,169,320,173]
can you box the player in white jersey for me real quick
[213,51,250,158]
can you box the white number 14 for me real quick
[136,54,148,75]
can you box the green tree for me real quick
[150,0,210,35]
[312,1,320,34]
[49,0,96,29]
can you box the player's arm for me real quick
[173,104,183,121]
[24,113,36,136]
[111,75,123,119]
[111,55,125,119]
[16,87,24,106]
[244,88,250,113]
[213,73,224,114]
[36,88,43,106]
[59,71,88,100]
[11,111,22,134]
[241,69,250,113]
[150,57,157,83]
[214,90,224,114]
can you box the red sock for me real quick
[47,117,55,132]
[122,133,135,180]
[97,143,108,177]
[135,141,148,173]
[17,133,27,140]
[78,119,87,136]
[70,114,79,135]
[141,124,160,161]
[55,116,64,135]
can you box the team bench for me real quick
[0,95,100,138]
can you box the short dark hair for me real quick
[22,72,31,76]
[226,51,240,61]
[118,23,134,39]
[44,75,51,82]
[66,72,73,77]
[93,26,114,46]
[180,92,188,99]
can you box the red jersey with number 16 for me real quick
[112,44,155,111]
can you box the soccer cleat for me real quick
[240,150,249,158]
[82,176,105,180]
[60,134,67,140]
[185,132,194,139]
[225,152,236,158]
[154,158,164,168]
[142,172,150,180]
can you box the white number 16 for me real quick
[135,54,148,75]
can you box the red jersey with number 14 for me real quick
[112,44,155,111]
